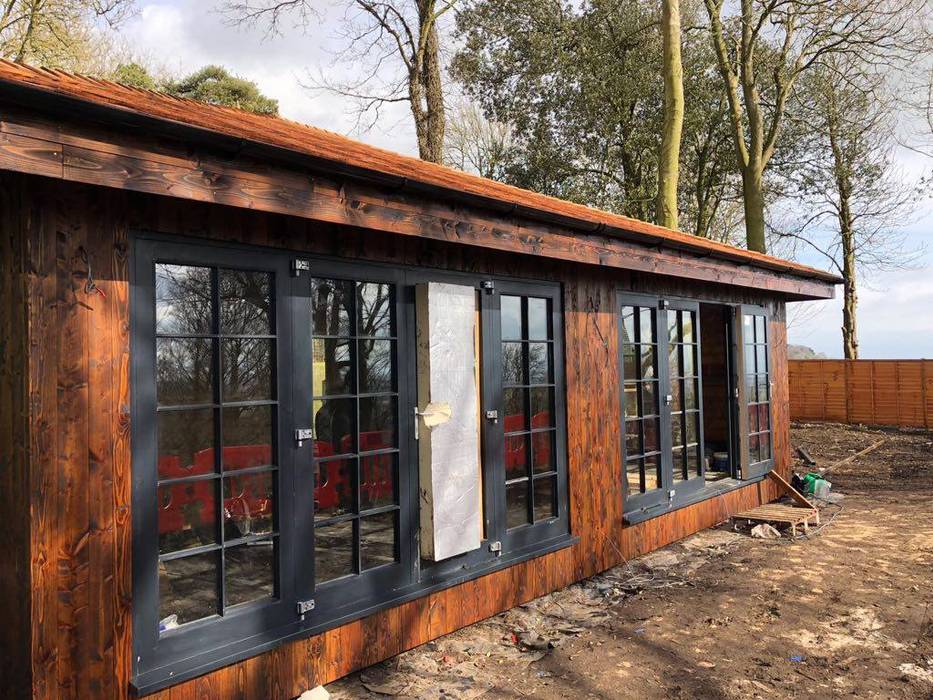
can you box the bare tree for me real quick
[656,0,684,229]
[776,61,921,359]
[221,0,454,163]
[703,0,923,253]
[443,99,512,178]
[0,0,135,68]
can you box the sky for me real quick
[118,1,933,359]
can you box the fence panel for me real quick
[788,359,932,428]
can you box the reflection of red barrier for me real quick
[505,412,552,475]
[157,446,273,540]
[313,431,394,512]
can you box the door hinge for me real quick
[488,541,502,556]
[297,599,315,620]
[291,259,310,276]
[481,280,495,293]
[668,489,676,503]
[295,428,313,447]
[485,409,499,423]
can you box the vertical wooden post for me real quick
[922,359,929,429]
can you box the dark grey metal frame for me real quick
[735,304,775,479]
[131,232,573,695]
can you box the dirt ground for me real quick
[325,423,933,699]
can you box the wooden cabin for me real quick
[0,60,839,699]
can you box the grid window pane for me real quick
[360,511,398,571]
[314,458,354,521]
[225,542,275,608]
[159,551,219,627]
[311,278,353,337]
[743,313,772,466]
[158,481,217,554]
[223,471,274,540]
[360,453,397,511]
[359,339,395,394]
[626,459,642,493]
[528,342,550,384]
[156,264,212,335]
[157,337,214,406]
[528,298,549,340]
[533,476,557,521]
[359,396,397,450]
[158,409,214,479]
[506,434,529,480]
[501,296,523,340]
[314,521,354,583]
[502,342,524,384]
[357,282,395,337]
[532,430,556,474]
[313,399,355,454]
[222,405,274,470]
[222,338,273,402]
[506,482,529,529]
[313,339,353,396]
[220,270,272,336]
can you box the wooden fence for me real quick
[789,359,933,428]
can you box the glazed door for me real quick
[620,295,705,517]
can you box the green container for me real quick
[802,472,824,494]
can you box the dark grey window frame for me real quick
[735,304,775,480]
[619,293,775,524]
[131,232,573,695]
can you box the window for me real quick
[619,296,705,517]
[738,308,773,478]
[133,237,571,693]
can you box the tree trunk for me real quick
[656,0,683,229]
[841,232,858,359]
[414,0,445,164]
[740,163,767,252]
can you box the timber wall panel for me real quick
[789,359,933,428]
[12,174,789,699]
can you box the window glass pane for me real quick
[755,316,766,343]
[357,282,394,337]
[157,337,213,406]
[757,404,770,433]
[360,511,398,571]
[358,339,395,394]
[667,310,679,342]
[638,307,655,343]
[621,307,635,345]
[644,454,661,490]
[756,345,767,375]
[225,542,274,608]
[672,447,685,481]
[745,373,758,403]
[223,471,274,540]
[688,445,701,476]
[360,453,397,511]
[505,434,529,479]
[359,396,397,450]
[642,381,658,416]
[158,409,214,479]
[533,476,557,521]
[681,311,695,343]
[527,298,549,340]
[671,412,683,447]
[502,342,524,384]
[532,431,556,474]
[503,387,527,432]
[158,481,217,554]
[686,412,699,445]
[528,343,550,384]
[671,379,682,412]
[222,405,273,470]
[684,379,698,410]
[644,418,660,453]
[748,404,760,433]
[744,344,756,376]
[624,383,638,418]
[757,374,769,402]
[315,521,354,583]
[313,339,352,396]
[759,430,772,461]
[311,278,352,337]
[530,387,554,428]
[622,345,637,381]
[626,459,642,493]
[156,264,212,335]
[222,338,273,402]
[313,399,355,455]
[506,482,529,529]
[669,344,680,381]
[749,433,761,464]
[625,419,641,456]
[640,345,657,380]
[220,270,272,336]
[501,296,522,340]
[682,345,695,377]
[314,458,354,521]
[159,551,219,628]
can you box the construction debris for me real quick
[750,523,782,539]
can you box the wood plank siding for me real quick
[2,172,793,699]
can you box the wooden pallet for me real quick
[734,503,820,537]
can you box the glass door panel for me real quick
[736,307,773,479]
[666,302,705,499]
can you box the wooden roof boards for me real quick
[0,59,840,298]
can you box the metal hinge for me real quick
[291,259,311,276]
[297,599,315,620]
[668,489,676,503]
[295,427,313,447]
[485,409,499,423]
[488,541,502,556]
[481,280,495,293]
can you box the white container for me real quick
[813,479,832,500]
